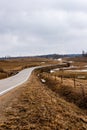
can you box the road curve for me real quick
[0,67,35,96]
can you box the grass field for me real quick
[0,57,58,79]
[0,56,87,129]
[64,56,87,67]
[0,70,87,130]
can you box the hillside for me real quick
[0,69,87,130]
[0,57,87,129]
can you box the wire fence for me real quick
[38,70,87,99]
[57,74,87,99]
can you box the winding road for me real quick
[0,67,35,96]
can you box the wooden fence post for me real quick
[55,74,56,80]
[61,75,63,84]
[46,73,48,78]
[74,76,76,88]
[81,85,85,99]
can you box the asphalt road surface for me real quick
[0,67,35,96]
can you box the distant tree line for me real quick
[82,50,87,57]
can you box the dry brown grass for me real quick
[64,56,87,68]
[54,71,87,80]
[0,73,7,79]
[38,70,87,109]
[0,71,87,130]
[0,57,87,129]
[0,57,57,79]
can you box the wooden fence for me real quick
[58,74,87,99]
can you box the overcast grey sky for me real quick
[0,0,87,56]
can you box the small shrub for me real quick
[0,68,4,73]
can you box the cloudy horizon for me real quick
[0,0,87,57]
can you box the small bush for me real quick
[0,68,4,73]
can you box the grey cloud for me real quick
[0,0,87,56]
